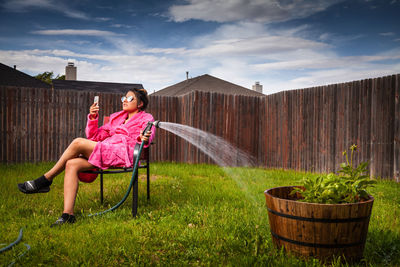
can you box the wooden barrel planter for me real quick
[264,186,374,262]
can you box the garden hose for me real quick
[8,243,31,267]
[0,228,23,253]
[88,141,145,217]
[88,121,160,217]
[0,228,31,266]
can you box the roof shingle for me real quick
[152,74,264,96]
[52,80,144,94]
[0,63,51,88]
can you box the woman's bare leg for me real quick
[63,158,95,215]
[45,138,97,180]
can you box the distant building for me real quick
[65,62,77,80]
[0,62,51,88]
[252,82,263,93]
[52,62,143,94]
[153,74,264,96]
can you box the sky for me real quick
[0,0,399,95]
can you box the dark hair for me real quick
[128,88,149,111]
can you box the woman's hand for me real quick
[140,130,151,144]
[89,103,99,120]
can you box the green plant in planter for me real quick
[291,144,376,204]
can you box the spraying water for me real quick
[158,122,264,212]
[159,122,256,167]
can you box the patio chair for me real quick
[80,116,152,217]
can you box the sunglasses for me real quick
[121,96,136,103]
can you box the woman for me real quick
[18,88,155,227]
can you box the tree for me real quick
[35,71,65,85]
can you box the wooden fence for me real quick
[1,74,399,180]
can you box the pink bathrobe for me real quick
[86,110,155,169]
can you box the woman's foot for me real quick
[50,213,76,227]
[18,175,52,194]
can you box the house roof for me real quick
[0,62,51,88]
[52,80,144,94]
[152,74,264,96]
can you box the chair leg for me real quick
[132,171,138,217]
[100,173,104,204]
[146,164,150,201]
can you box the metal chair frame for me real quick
[83,143,151,217]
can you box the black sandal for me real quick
[18,180,50,194]
[51,213,76,227]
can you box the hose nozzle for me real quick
[152,120,160,128]
[143,120,160,134]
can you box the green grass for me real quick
[0,162,399,266]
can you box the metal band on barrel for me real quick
[270,231,365,248]
[267,208,370,223]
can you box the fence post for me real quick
[394,74,400,182]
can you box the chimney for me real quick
[13,65,16,70]
[252,81,262,93]
[65,62,77,80]
[186,71,189,80]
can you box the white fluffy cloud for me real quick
[168,0,344,23]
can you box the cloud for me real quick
[2,0,90,20]
[2,0,53,9]
[95,17,113,22]
[253,53,400,71]
[168,0,344,23]
[141,47,188,55]
[380,32,395,36]
[161,21,399,93]
[182,22,328,58]
[1,42,398,96]
[31,29,125,37]
[190,35,328,57]
[1,19,399,95]
[0,48,186,92]
[288,65,400,89]
[110,24,134,29]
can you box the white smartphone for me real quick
[94,96,99,106]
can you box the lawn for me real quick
[0,162,399,266]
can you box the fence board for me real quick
[394,75,400,182]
